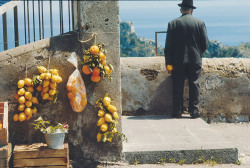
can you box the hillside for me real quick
[120,21,164,57]
[120,21,250,58]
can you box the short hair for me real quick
[181,6,192,12]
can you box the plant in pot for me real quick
[32,117,69,149]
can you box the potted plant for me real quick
[32,117,69,149]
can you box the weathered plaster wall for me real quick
[121,57,250,122]
[0,1,121,166]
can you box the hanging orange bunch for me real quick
[82,44,114,82]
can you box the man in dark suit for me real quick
[164,0,209,118]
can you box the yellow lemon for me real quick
[113,112,119,119]
[98,110,105,117]
[17,80,25,88]
[103,97,111,107]
[45,73,52,80]
[105,113,113,122]
[25,108,32,117]
[31,97,39,104]
[18,104,25,111]
[112,127,117,133]
[108,105,117,113]
[97,133,103,142]
[55,76,63,83]
[40,73,46,79]
[42,93,49,100]
[36,85,43,92]
[37,66,47,73]
[25,101,32,108]
[18,96,26,104]
[100,123,108,132]
[49,89,56,96]
[43,80,50,88]
[107,138,112,142]
[18,88,26,96]
[13,114,19,122]
[49,69,59,76]
[114,120,118,125]
[97,117,105,126]
[25,92,32,100]
[32,107,37,114]
[42,86,49,93]
[50,82,57,90]
[19,112,26,122]
[24,78,33,86]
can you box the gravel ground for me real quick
[97,122,250,168]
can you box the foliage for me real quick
[120,22,164,57]
[32,117,69,134]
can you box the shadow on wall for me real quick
[148,76,173,115]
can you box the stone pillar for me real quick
[76,1,122,162]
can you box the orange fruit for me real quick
[166,65,173,72]
[13,114,19,122]
[102,60,106,66]
[19,112,26,122]
[92,67,100,76]
[14,93,19,100]
[89,45,99,55]
[68,92,74,99]
[82,65,92,75]
[91,75,101,82]
[99,52,106,61]
[36,85,43,92]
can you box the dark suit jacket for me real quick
[164,13,209,66]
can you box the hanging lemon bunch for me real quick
[33,66,62,102]
[96,94,126,143]
[13,78,39,122]
[82,44,114,83]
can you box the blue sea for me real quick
[120,0,250,47]
[0,0,250,51]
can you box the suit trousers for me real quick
[171,63,202,114]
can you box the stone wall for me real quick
[121,57,250,123]
[0,1,121,166]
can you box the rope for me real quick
[25,66,27,78]
[79,33,97,44]
[48,55,51,71]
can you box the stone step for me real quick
[122,115,238,164]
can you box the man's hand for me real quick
[166,65,173,74]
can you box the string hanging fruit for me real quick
[82,43,114,82]
[13,77,39,122]
[33,66,62,103]
[96,94,127,143]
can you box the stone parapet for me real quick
[121,57,250,122]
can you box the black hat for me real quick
[178,0,196,9]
